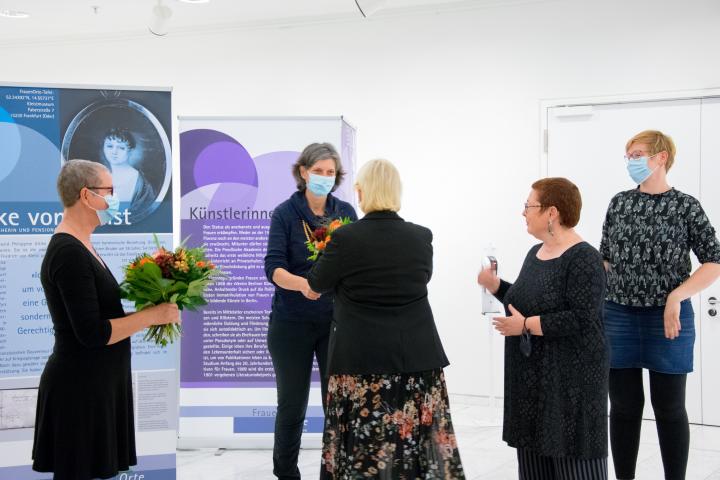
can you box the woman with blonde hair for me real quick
[601,130,720,480]
[308,159,464,479]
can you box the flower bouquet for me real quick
[302,217,352,261]
[119,235,220,346]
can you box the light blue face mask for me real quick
[88,190,120,226]
[626,154,658,185]
[307,173,336,196]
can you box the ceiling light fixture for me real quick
[354,0,387,18]
[0,9,30,19]
[149,0,173,36]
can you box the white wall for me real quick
[3,0,719,398]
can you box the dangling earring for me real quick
[547,219,554,236]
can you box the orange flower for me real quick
[196,261,205,268]
[360,408,369,417]
[399,420,414,439]
[325,235,331,243]
[208,263,215,270]
[421,404,433,426]
[128,263,136,270]
[329,219,343,230]
[139,257,154,266]
[315,241,326,250]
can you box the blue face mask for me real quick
[88,190,120,226]
[626,154,657,184]
[307,173,336,196]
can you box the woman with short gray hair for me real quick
[264,143,357,479]
[32,159,180,480]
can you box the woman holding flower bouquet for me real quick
[32,160,180,480]
[264,143,357,480]
[308,159,464,479]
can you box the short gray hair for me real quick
[292,143,346,191]
[57,160,107,207]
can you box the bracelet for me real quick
[523,316,531,335]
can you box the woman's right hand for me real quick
[477,266,501,294]
[147,303,181,326]
[299,278,321,301]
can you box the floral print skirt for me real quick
[321,369,465,479]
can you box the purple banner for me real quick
[179,128,327,387]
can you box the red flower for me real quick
[313,226,328,240]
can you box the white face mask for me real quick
[87,189,120,225]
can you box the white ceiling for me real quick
[0,0,545,45]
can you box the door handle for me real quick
[709,296,717,306]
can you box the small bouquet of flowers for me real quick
[119,235,221,346]
[303,217,352,260]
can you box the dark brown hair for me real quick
[531,177,582,228]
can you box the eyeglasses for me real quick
[86,186,115,196]
[523,202,544,213]
[624,151,659,162]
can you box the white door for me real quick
[546,99,703,423]
[700,98,720,426]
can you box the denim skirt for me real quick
[603,300,695,374]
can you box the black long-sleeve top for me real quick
[495,241,609,459]
[263,191,357,323]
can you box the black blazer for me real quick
[307,210,449,375]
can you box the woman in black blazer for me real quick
[308,159,464,479]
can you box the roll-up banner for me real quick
[177,116,356,448]
[0,83,176,479]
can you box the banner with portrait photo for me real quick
[0,83,176,479]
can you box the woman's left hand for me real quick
[492,304,525,336]
[663,297,682,340]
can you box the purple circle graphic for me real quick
[194,141,258,189]
[180,129,242,196]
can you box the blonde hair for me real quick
[355,159,402,213]
[626,130,677,171]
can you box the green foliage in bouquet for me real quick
[120,235,221,346]
[302,216,352,261]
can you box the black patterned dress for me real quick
[495,242,609,460]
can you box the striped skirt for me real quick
[517,448,607,480]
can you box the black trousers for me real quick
[609,368,689,480]
[267,319,330,480]
[517,448,608,480]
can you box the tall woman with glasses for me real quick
[477,177,609,480]
[601,130,720,480]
